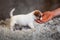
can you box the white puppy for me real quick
[10,8,42,31]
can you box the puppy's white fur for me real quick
[10,8,41,31]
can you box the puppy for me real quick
[10,8,42,31]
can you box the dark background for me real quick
[0,0,60,20]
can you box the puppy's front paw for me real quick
[10,28,15,31]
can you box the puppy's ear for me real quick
[34,10,42,17]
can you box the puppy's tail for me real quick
[10,8,15,17]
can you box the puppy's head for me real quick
[34,10,43,20]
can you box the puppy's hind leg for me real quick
[10,21,16,31]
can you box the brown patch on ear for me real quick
[34,10,41,17]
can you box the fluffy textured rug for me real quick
[0,17,60,40]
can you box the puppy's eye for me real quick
[39,16,41,18]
